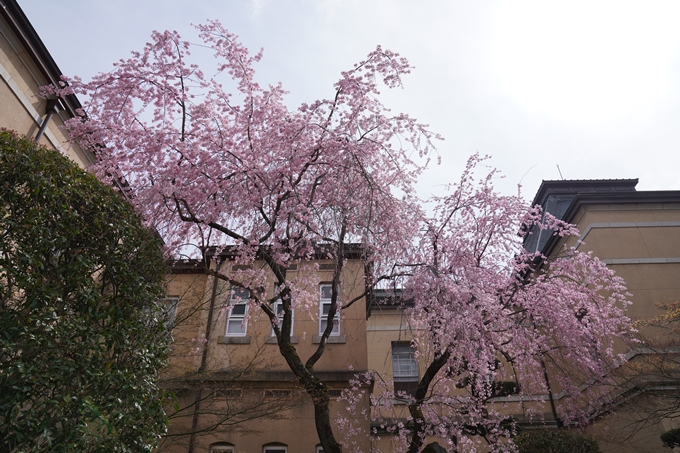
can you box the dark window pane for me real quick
[232,287,250,300]
[231,304,246,316]
[394,380,419,399]
[320,284,332,299]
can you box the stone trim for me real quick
[265,335,298,344]
[0,60,62,151]
[602,257,680,265]
[577,221,680,249]
[312,335,346,344]
[217,335,251,344]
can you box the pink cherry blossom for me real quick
[47,24,633,453]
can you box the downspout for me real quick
[199,258,221,372]
[540,356,563,428]
[34,98,59,143]
[187,258,222,453]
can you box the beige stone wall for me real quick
[367,309,412,378]
[559,204,680,337]
[553,202,680,451]
[164,258,370,453]
[365,201,680,451]
[200,259,369,374]
[160,390,371,453]
[162,271,212,379]
[0,14,92,167]
[587,396,680,453]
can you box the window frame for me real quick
[318,283,340,336]
[271,294,293,337]
[160,296,179,330]
[262,445,287,453]
[209,443,234,453]
[391,342,419,400]
[225,287,249,337]
[264,389,292,400]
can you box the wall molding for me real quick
[0,60,62,151]
[577,221,680,264]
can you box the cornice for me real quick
[531,178,639,208]
[541,190,680,256]
[0,0,82,118]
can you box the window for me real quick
[226,287,249,336]
[271,293,293,336]
[214,388,243,400]
[392,342,419,399]
[264,389,292,400]
[210,443,234,453]
[316,446,325,453]
[319,284,340,336]
[160,297,179,330]
[328,389,342,399]
[263,444,287,453]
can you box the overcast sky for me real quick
[18,0,680,200]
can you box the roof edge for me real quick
[540,190,680,256]
[0,0,82,118]
[531,179,639,208]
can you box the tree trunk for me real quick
[265,255,345,453]
[312,384,343,453]
[276,327,343,453]
[407,348,451,453]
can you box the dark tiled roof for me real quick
[530,179,638,208]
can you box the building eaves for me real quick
[0,0,82,119]
[204,243,367,261]
[366,289,413,319]
[167,259,206,274]
[540,190,680,257]
[531,178,639,208]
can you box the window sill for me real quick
[265,335,299,344]
[312,335,346,344]
[217,335,251,344]
[392,398,415,405]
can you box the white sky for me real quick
[18,0,680,200]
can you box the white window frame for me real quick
[225,287,249,336]
[392,342,419,400]
[392,343,418,381]
[318,283,340,336]
[271,298,294,336]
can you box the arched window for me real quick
[262,442,288,453]
[210,442,235,453]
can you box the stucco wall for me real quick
[0,13,91,167]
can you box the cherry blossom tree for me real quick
[348,156,634,453]
[48,21,436,453]
[48,22,634,452]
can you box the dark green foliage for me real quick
[515,429,601,453]
[0,131,168,452]
[661,428,680,448]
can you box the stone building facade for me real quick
[160,253,371,453]
[0,0,91,167]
